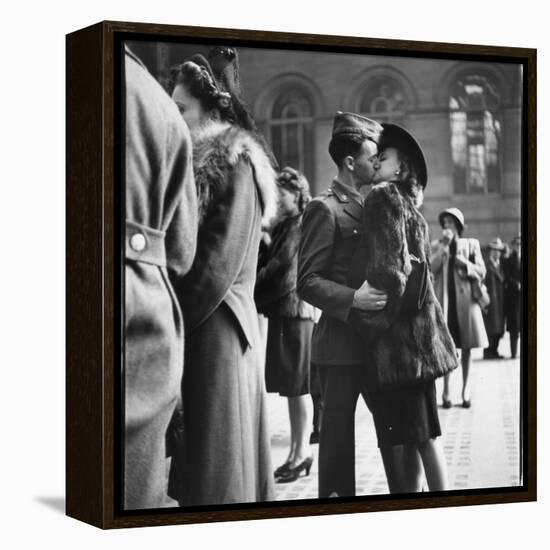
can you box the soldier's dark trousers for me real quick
[318,364,371,498]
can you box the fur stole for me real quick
[191,121,277,227]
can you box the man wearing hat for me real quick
[503,234,522,358]
[483,238,506,359]
[431,208,488,408]
[298,112,387,498]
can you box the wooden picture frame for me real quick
[66,20,536,529]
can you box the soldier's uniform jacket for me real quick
[298,179,364,365]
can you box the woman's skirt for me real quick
[168,303,274,506]
[369,380,442,448]
[265,317,314,397]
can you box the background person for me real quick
[255,167,316,483]
[483,238,506,359]
[503,234,522,358]
[431,208,488,408]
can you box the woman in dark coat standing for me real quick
[503,234,522,358]
[255,167,317,483]
[483,238,506,359]
[167,49,277,506]
[349,124,457,493]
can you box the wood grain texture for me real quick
[66,20,537,529]
[66,22,105,528]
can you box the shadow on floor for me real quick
[35,496,65,515]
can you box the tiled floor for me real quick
[268,344,521,501]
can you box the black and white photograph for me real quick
[122,37,526,512]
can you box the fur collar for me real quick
[191,121,277,226]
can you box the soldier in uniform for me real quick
[297,112,387,498]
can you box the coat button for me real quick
[342,194,347,200]
[130,232,146,252]
[353,229,358,234]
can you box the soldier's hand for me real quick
[352,280,388,311]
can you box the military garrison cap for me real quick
[331,111,383,144]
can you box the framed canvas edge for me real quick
[66,19,537,530]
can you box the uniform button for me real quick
[342,194,347,200]
[130,232,146,252]
[353,229,358,234]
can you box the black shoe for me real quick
[462,399,471,409]
[442,398,452,409]
[277,457,314,483]
[309,431,319,444]
[274,462,290,478]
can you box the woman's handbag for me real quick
[400,255,429,315]
[468,244,491,310]
[471,277,490,310]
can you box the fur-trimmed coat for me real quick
[348,182,458,388]
[255,214,316,319]
[168,120,277,505]
[171,121,277,342]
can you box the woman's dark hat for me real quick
[439,207,465,234]
[380,123,428,189]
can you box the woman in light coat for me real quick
[167,48,277,506]
[431,208,488,408]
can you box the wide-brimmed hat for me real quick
[331,111,383,144]
[439,207,465,235]
[489,237,505,251]
[380,123,428,189]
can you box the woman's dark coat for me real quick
[503,251,522,333]
[349,182,458,388]
[255,214,315,320]
[168,121,277,506]
[483,258,505,336]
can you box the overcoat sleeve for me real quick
[350,184,410,336]
[297,200,355,322]
[165,122,198,281]
[465,238,487,281]
[173,159,257,333]
[255,220,298,309]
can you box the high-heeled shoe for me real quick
[462,399,471,409]
[442,397,452,409]
[274,462,290,478]
[277,456,314,483]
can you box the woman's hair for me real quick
[169,61,236,123]
[385,147,424,207]
[277,167,311,213]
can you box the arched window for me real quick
[267,86,314,181]
[449,73,502,194]
[359,75,408,123]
